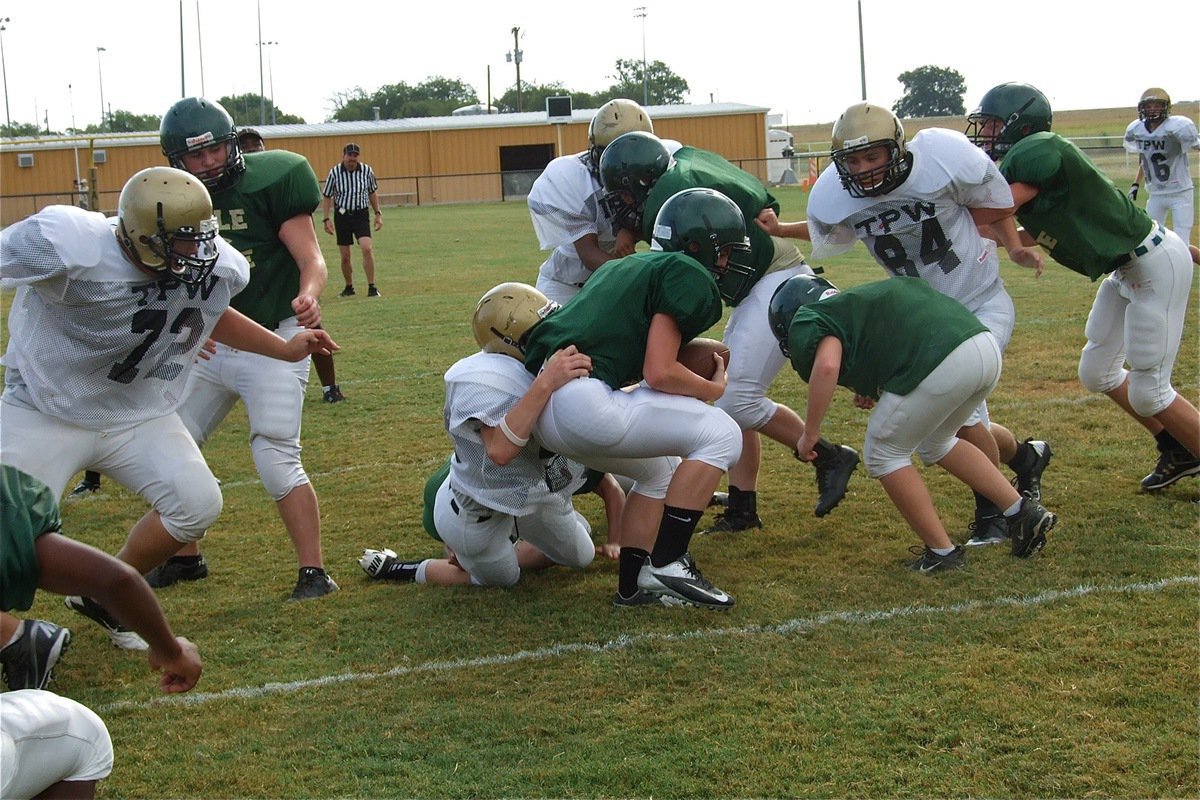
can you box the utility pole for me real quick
[506,27,523,112]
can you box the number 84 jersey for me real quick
[1,205,250,430]
[807,128,1013,310]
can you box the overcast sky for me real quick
[4,0,1197,132]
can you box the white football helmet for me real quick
[588,99,654,173]
[830,102,911,197]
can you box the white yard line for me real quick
[99,574,1198,714]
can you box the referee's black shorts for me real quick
[333,208,371,246]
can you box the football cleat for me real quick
[812,444,859,517]
[611,589,674,608]
[1,620,71,690]
[144,555,209,588]
[699,508,763,535]
[1140,450,1200,492]
[68,472,102,497]
[289,567,339,601]
[637,552,734,610]
[907,545,966,574]
[323,384,346,404]
[64,596,148,651]
[963,514,1009,547]
[1008,495,1057,558]
[358,548,422,582]
[338,285,356,297]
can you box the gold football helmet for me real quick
[1138,88,1171,122]
[588,99,654,172]
[830,102,911,197]
[116,167,220,284]
[472,283,559,360]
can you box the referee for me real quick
[322,142,383,297]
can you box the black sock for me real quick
[727,486,757,516]
[379,560,420,582]
[618,547,650,597]
[649,506,703,567]
[368,283,377,291]
[1005,440,1036,474]
[166,555,203,565]
[1155,430,1188,455]
[973,491,1002,518]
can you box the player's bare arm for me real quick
[755,208,810,240]
[480,345,592,466]
[279,213,328,328]
[971,207,1044,275]
[642,313,725,402]
[572,233,616,271]
[211,307,338,360]
[797,336,843,462]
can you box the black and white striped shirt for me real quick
[322,163,378,212]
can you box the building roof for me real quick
[0,103,769,151]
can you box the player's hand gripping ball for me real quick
[677,337,731,380]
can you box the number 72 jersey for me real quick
[807,128,1014,310]
[0,205,250,430]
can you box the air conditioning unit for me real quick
[93,150,107,164]
[16,153,34,168]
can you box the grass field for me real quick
[6,158,1199,797]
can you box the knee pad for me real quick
[863,433,915,479]
[1078,347,1127,395]
[161,471,222,543]
[1127,375,1175,418]
[251,435,309,501]
[715,386,776,431]
[686,410,743,471]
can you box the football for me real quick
[678,337,731,380]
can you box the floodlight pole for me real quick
[857,0,867,100]
[96,46,107,131]
[0,18,11,132]
[634,6,647,105]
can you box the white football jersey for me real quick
[1123,115,1199,194]
[1,205,250,430]
[443,351,586,517]
[528,151,615,289]
[808,128,1013,309]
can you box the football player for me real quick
[528,98,666,306]
[599,131,861,533]
[358,284,598,588]
[522,188,747,610]
[156,97,339,601]
[768,275,1058,571]
[761,102,1052,547]
[968,82,1199,491]
[1123,88,1198,246]
[0,167,335,646]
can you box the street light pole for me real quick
[258,41,277,124]
[634,6,647,105]
[96,46,106,131]
[505,27,523,113]
[0,18,11,132]
[256,0,265,125]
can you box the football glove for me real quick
[1128,182,1139,201]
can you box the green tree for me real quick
[495,82,598,115]
[76,110,161,134]
[217,93,305,126]
[891,65,966,118]
[603,59,689,105]
[0,121,50,137]
[330,77,479,121]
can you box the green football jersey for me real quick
[641,147,779,304]
[212,150,322,327]
[524,251,723,389]
[1000,132,1153,280]
[1,465,61,612]
[785,277,988,399]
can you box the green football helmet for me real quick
[767,274,840,358]
[830,102,911,198]
[116,167,220,285]
[966,83,1053,161]
[651,188,753,304]
[599,130,671,232]
[160,97,245,192]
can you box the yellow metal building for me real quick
[0,103,769,226]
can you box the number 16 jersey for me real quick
[0,205,250,430]
[807,128,1014,310]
